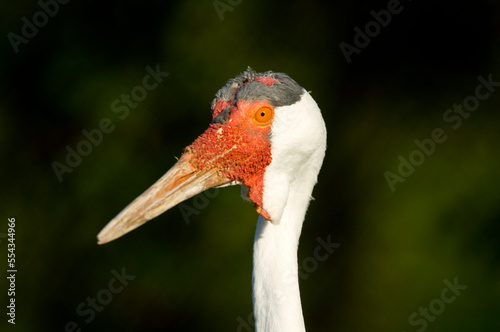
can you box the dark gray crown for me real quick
[211,67,304,124]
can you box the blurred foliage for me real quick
[1,0,499,331]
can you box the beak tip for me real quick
[96,234,108,245]
[96,227,118,245]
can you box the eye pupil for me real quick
[253,106,274,126]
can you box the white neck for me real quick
[252,187,308,332]
[252,161,324,331]
[251,91,326,332]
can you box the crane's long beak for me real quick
[97,153,232,244]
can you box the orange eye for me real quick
[253,106,274,126]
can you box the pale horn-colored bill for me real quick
[97,153,231,244]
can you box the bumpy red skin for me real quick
[185,100,273,219]
[212,100,230,118]
[255,76,280,86]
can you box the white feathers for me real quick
[262,89,327,225]
[252,90,327,332]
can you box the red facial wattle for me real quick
[185,100,274,220]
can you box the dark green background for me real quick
[1,0,499,331]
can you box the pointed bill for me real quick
[97,153,232,244]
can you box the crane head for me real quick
[97,68,326,244]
